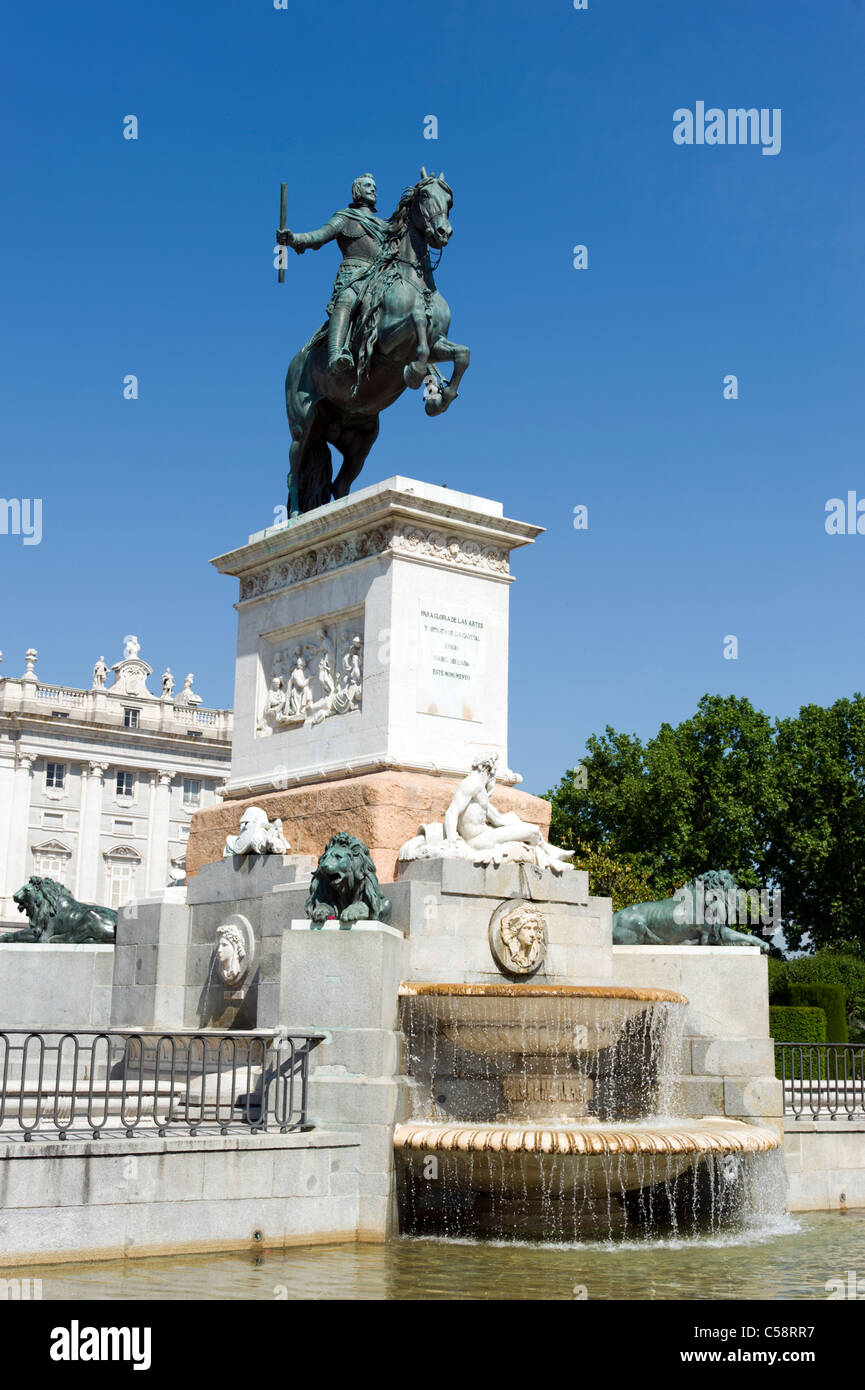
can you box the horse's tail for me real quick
[285,327,333,512]
[294,433,333,513]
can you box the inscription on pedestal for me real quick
[417,601,485,722]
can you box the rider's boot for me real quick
[327,304,355,376]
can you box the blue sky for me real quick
[1,0,863,793]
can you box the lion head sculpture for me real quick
[2,877,117,944]
[305,833,392,926]
[672,869,739,927]
[11,877,61,939]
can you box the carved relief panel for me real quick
[257,613,364,737]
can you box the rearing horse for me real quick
[284,172,470,517]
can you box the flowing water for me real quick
[12,1212,862,1300]
[396,985,787,1242]
[400,988,685,1122]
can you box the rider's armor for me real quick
[291,206,388,374]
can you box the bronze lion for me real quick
[612,869,770,951]
[305,833,391,926]
[1,876,117,944]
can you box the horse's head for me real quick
[411,168,453,249]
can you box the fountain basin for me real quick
[396,981,786,1240]
[399,982,686,1053]
[400,981,687,1120]
[399,983,687,1053]
[394,1117,781,1157]
[394,1119,783,1241]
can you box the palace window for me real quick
[123,707,141,729]
[32,841,71,880]
[104,848,140,910]
[45,762,66,790]
[116,770,134,799]
[42,811,64,828]
[113,818,134,836]
[182,777,201,808]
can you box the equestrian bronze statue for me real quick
[276,169,469,516]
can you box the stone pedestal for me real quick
[100,474,789,1245]
[187,770,551,887]
[278,919,410,1239]
[186,477,544,881]
[394,858,612,985]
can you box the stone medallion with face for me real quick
[488,898,548,977]
[214,913,255,987]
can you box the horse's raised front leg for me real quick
[424,336,470,415]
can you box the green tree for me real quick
[567,841,657,913]
[546,692,865,955]
[764,697,865,951]
[545,693,777,899]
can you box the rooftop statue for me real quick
[174,673,202,707]
[276,169,469,516]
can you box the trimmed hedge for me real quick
[789,983,848,1043]
[768,951,865,1034]
[770,1005,826,1079]
[770,1005,826,1045]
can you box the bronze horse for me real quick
[284,172,470,516]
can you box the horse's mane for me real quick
[353,177,452,389]
[381,187,416,253]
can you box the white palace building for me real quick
[0,637,232,927]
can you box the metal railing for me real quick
[777,1043,865,1120]
[0,1028,324,1141]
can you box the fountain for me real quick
[394,982,784,1242]
[119,476,791,1253]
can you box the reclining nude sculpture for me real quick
[398,754,574,875]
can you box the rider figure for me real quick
[276,174,388,378]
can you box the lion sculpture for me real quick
[305,833,392,926]
[0,876,117,944]
[612,869,770,951]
